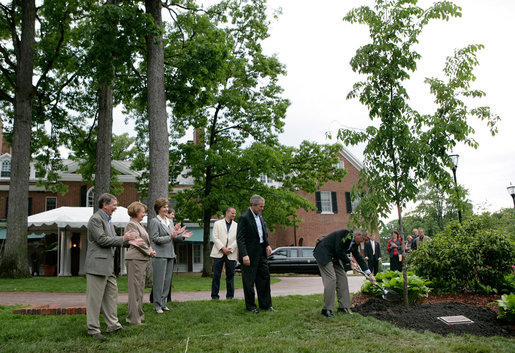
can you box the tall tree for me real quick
[165,0,346,275]
[340,0,499,305]
[145,0,169,217]
[0,0,36,277]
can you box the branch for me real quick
[0,45,16,70]
[35,19,67,91]
[0,88,13,103]
[0,63,15,88]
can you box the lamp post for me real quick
[449,154,462,223]
[508,183,515,208]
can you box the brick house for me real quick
[268,149,362,248]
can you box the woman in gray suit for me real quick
[124,201,156,325]
[149,198,192,313]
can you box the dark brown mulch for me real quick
[351,293,514,337]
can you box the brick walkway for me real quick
[2,276,365,315]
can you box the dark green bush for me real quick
[408,217,515,294]
[361,270,431,303]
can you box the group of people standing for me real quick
[84,193,276,338]
[387,227,430,272]
[84,194,193,338]
[85,191,421,335]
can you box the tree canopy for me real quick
[340,0,499,304]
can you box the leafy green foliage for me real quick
[489,293,515,322]
[341,0,499,305]
[409,217,515,294]
[361,269,431,303]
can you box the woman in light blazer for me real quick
[149,198,192,313]
[124,201,155,325]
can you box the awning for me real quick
[27,206,144,233]
[0,228,45,240]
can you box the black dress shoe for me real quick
[262,306,278,312]
[107,326,126,333]
[321,309,334,317]
[89,332,106,339]
[337,307,353,315]
[248,308,259,314]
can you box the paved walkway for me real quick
[0,276,366,308]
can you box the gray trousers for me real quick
[318,261,350,311]
[152,257,174,310]
[86,273,122,335]
[125,259,148,324]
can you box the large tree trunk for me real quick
[202,206,213,277]
[145,0,169,217]
[0,0,36,278]
[94,82,113,210]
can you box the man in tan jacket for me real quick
[210,207,238,300]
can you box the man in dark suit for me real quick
[85,193,143,339]
[364,233,382,275]
[313,229,375,317]
[236,194,275,314]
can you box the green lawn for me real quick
[0,273,280,293]
[1,294,513,352]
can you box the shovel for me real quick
[354,268,401,302]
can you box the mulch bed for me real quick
[351,293,514,337]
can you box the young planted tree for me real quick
[340,0,499,305]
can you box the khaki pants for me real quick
[86,273,122,335]
[125,259,148,324]
[318,261,350,311]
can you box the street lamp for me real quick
[449,154,462,223]
[508,183,515,208]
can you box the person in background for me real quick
[412,227,430,250]
[405,235,413,254]
[210,207,238,300]
[149,198,192,314]
[124,201,156,325]
[364,232,381,276]
[387,230,402,272]
[85,193,143,339]
[313,229,376,318]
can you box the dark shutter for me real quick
[315,191,321,213]
[345,192,352,214]
[331,192,338,214]
[80,185,87,206]
[28,197,32,216]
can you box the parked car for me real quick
[242,246,320,275]
[236,246,319,274]
[267,246,320,274]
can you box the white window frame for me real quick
[320,191,334,214]
[1,160,11,178]
[86,187,95,207]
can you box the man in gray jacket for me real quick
[85,193,142,339]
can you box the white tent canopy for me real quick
[27,206,148,276]
[27,206,147,233]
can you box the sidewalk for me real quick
[1,276,365,314]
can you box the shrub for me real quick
[489,293,515,323]
[361,270,431,303]
[408,217,515,294]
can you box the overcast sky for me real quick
[257,0,515,216]
[113,0,515,217]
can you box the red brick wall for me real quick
[268,154,361,248]
[0,181,141,219]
